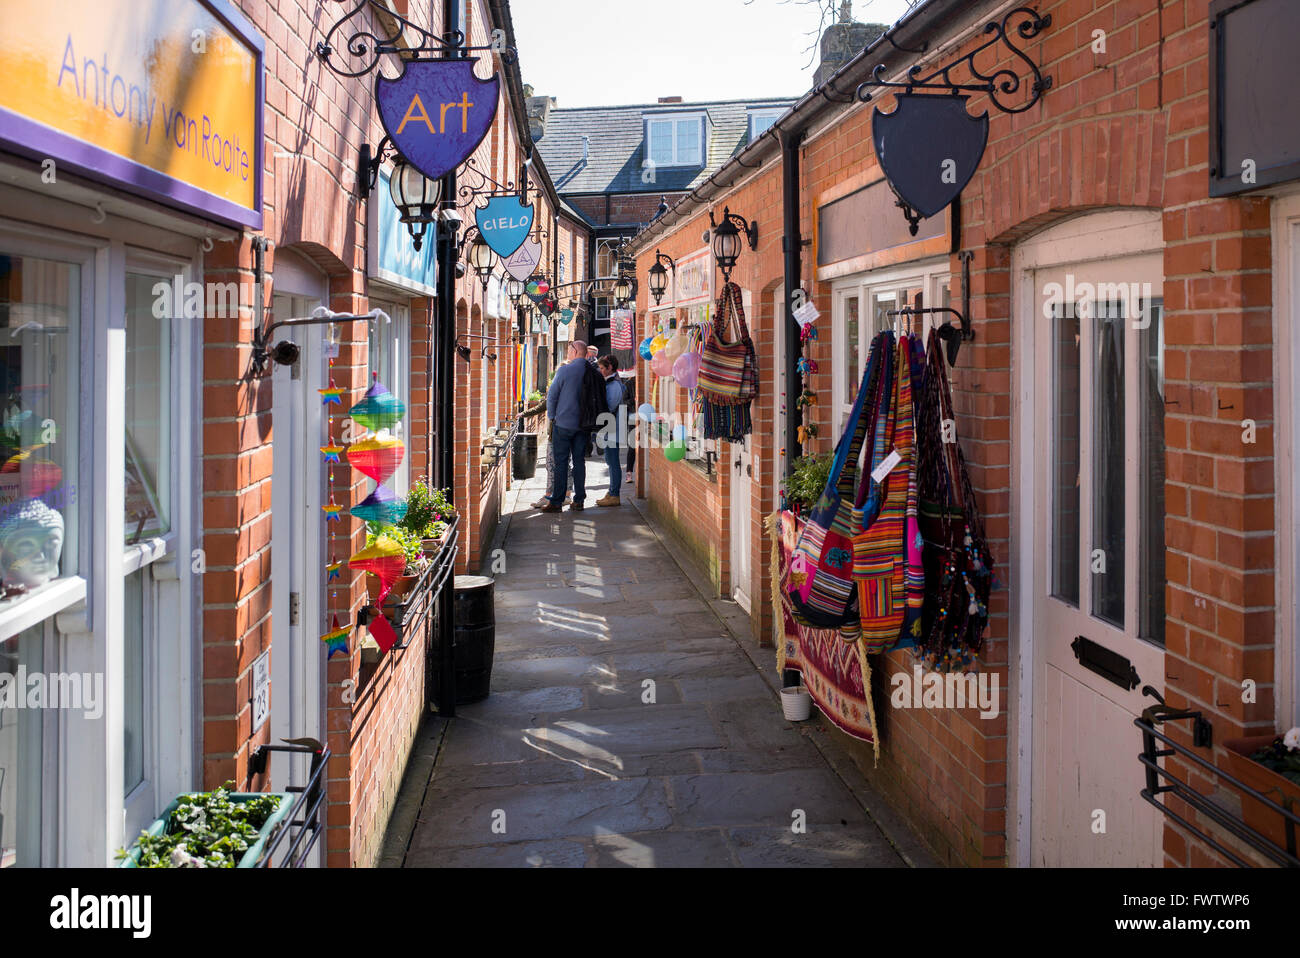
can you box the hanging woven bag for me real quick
[698,281,758,440]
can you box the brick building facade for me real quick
[631,0,1297,868]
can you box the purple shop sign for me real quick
[376,59,500,183]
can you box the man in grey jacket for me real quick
[541,340,590,512]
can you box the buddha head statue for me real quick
[0,496,64,591]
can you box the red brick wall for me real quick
[570,191,688,229]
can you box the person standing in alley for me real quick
[596,355,629,507]
[541,339,592,513]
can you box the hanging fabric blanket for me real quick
[770,510,880,758]
[697,281,757,440]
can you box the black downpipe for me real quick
[780,129,803,691]
[434,0,463,717]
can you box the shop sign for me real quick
[369,169,438,295]
[475,195,534,258]
[376,59,499,184]
[0,0,264,228]
[504,239,542,281]
[674,247,713,308]
[872,94,987,221]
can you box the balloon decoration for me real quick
[673,352,700,389]
[664,440,687,462]
[672,424,689,442]
[638,337,655,361]
[649,332,669,356]
[651,349,674,379]
[637,403,657,423]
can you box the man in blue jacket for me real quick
[541,339,590,512]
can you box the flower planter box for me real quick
[119,791,294,868]
[1222,735,1300,849]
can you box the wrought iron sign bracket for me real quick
[251,308,391,376]
[316,0,516,78]
[359,136,394,194]
[855,7,1053,115]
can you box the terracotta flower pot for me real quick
[1221,735,1300,849]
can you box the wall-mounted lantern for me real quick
[647,250,675,306]
[708,207,758,283]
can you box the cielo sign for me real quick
[376,59,500,183]
[0,0,264,228]
[475,195,534,258]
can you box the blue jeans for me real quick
[604,443,622,497]
[549,425,587,506]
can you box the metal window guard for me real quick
[372,514,460,654]
[247,741,331,868]
[481,419,518,488]
[1136,703,1300,868]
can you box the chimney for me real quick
[815,6,887,88]
[658,96,683,104]
[526,94,556,141]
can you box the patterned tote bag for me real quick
[698,281,758,440]
[852,334,916,653]
[784,332,890,629]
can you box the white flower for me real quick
[169,846,208,868]
[1283,727,1300,751]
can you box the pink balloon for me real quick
[651,350,675,379]
[673,352,701,389]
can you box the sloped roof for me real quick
[535,97,799,195]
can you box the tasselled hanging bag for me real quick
[698,281,758,440]
[783,333,889,629]
[851,334,915,653]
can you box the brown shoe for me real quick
[569,501,585,512]
[596,495,620,507]
[538,503,562,513]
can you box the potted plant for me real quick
[1222,726,1300,847]
[785,452,832,513]
[117,782,293,868]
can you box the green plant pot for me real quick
[118,791,294,868]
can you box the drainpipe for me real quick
[781,129,804,477]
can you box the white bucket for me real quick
[781,685,812,721]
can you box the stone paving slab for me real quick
[399,457,908,868]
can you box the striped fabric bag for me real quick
[698,281,758,440]
[783,333,888,629]
[852,334,917,653]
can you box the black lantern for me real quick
[647,250,675,306]
[388,158,442,252]
[504,276,525,303]
[708,207,757,282]
[613,275,632,304]
[467,233,496,290]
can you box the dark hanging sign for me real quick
[376,59,500,183]
[1208,0,1300,197]
[872,95,987,229]
[476,195,535,258]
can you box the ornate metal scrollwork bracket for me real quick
[856,7,1053,115]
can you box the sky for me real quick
[510,0,920,108]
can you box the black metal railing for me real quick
[480,419,517,489]
[249,742,331,868]
[385,514,459,653]
[1136,703,1300,868]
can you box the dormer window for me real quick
[645,112,706,168]
[748,108,785,140]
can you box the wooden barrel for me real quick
[453,575,496,704]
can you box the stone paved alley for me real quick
[388,454,915,867]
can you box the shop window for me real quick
[368,302,411,496]
[1050,300,1081,607]
[1091,301,1126,627]
[749,108,784,140]
[0,624,44,867]
[0,253,81,615]
[645,114,705,168]
[124,273,171,543]
[1138,300,1165,647]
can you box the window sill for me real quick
[0,575,88,641]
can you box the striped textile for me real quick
[611,308,633,349]
[853,334,915,653]
[698,283,757,405]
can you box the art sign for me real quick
[872,94,988,224]
[376,59,500,183]
[475,195,534,258]
[504,239,542,281]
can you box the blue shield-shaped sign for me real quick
[872,94,988,220]
[376,60,501,183]
[476,196,534,258]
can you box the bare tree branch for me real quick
[742,0,922,70]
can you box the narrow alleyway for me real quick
[398,452,908,867]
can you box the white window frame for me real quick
[830,258,952,437]
[644,113,706,168]
[749,108,785,140]
[1272,188,1300,731]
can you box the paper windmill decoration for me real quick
[349,534,406,604]
[346,434,406,484]
[320,616,350,659]
[350,483,408,525]
[349,374,407,432]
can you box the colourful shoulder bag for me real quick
[698,281,757,441]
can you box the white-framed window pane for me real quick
[751,112,779,138]
[1091,299,1125,627]
[0,253,79,599]
[676,118,700,164]
[1139,300,1166,646]
[123,568,146,794]
[124,273,172,544]
[0,623,44,867]
[649,120,674,166]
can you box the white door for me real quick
[1028,245,1166,867]
[731,434,753,613]
[269,292,325,828]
